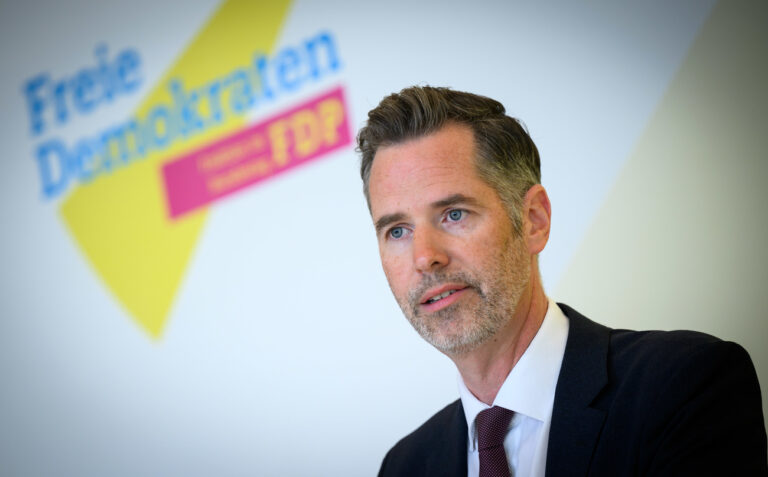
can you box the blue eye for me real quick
[389,227,405,239]
[447,209,464,221]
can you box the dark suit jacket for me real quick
[378,304,767,476]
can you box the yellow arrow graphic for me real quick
[60,0,293,338]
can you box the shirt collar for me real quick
[457,298,569,448]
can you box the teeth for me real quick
[427,289,457,304]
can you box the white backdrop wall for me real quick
[1,1,765,475]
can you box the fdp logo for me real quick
[21,0,350,338]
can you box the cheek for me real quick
[459,227,516,272]
[380,255,410,294]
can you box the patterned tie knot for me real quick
[476,406,514,451]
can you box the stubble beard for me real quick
[395,239,530,356]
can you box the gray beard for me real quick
[398,248,530,356]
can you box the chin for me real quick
[426,324,494,356]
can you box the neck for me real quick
[451,262,548,405]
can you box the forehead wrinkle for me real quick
[431,193,485,210]
[370,161,455,210]
[371,165,487,220]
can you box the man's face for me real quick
[368,123,531,356]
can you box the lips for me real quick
[420,284,469,306]
[425,289,460,304]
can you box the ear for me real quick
[522,185,551,255]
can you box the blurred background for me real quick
[1,0,765,475]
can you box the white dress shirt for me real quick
[458,298,569,477]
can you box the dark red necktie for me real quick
[476,406,514,477]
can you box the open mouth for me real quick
[425,289,460,304]
[421,285,469,307]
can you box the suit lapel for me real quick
[425,400,467,477]
[545,304,610,477]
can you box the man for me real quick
[357,86,767,476]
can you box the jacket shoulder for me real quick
[607,325,749,383]
[558,302,752,385]
[590,323,767,474]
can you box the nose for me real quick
[413,227,450,273]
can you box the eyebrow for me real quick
[375,212,407,236]
[373,193,483,235]
[432,193,483,210]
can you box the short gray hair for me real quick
[357,86,540,234]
